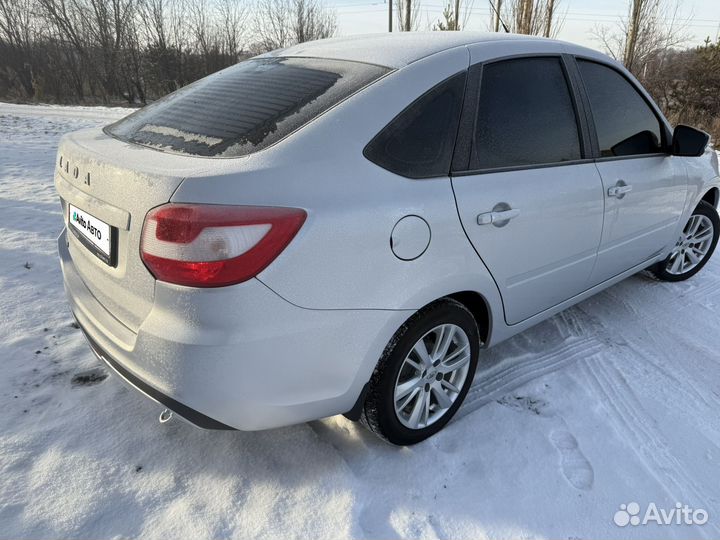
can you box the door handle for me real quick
[477,208,520,226]
[608,182,632,198]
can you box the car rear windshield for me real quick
[105,57,390,157]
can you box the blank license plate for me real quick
[68,204,115,265]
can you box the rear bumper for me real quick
[77,319,234,429]
[58,228,411,430]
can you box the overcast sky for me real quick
[332,0,720,52]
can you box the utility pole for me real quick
[404,0,411,30]
[388,0,392,31]
[454,0,460,29]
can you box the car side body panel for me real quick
[55,33,720,432]
[171,45,505,317]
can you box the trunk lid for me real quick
[55,127,211,332]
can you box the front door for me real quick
[575,59,688,283]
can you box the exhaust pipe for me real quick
[159,408,173,424]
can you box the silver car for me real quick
[56,33,720,445]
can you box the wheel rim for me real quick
[665,214,714,275]
[393,324,471,430]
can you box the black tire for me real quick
[360,298,480,445]
[648,201,719,282]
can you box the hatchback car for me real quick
[56,33,720,445]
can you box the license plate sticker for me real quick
[68,204,114,264]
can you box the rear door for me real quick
[574,59,688,283]
[451,55,605,325]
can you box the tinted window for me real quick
[363,71,466,179]
[106,57,389,157]
[577,60,663,157]
[473,57,581,170]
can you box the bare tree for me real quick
[36,0,95,99]
[488,0,562,36]
[497,0,561,36]
[139,0,169,51]
[138,0,191,92]
[544,0,555,37]
[396,0,420,31]
[86,0,137,97]
[253,0,336,51]
[491,0,503,32]
[37,0,137,101]
[254,0,289,49]
[514,0,533,34]
[188,0,216,73]
[120,7,146,102]
[593,0,690,74]
[293,0,334,43]
[217,0,248,59]
[0,0,38,96]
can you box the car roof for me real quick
[262,32,582,68]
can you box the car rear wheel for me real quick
[360,299,480,445]
[649,201,719,282]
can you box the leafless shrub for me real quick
[642,38,720,143]
[432,0,474,31]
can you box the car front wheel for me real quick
[650,200,719,282]
[361,299,480,445]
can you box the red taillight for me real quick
[140,204,306,287]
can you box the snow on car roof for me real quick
[261,32,556,68]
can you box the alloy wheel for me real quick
[666,214,715,275]
[393,323,471,430]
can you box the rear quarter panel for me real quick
[171,46,504,318]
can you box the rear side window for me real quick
[363,71,467,179]
[472,57,581,170]
[105,57,390,157]
[577,60,663,157]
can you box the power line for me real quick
[332,1,720,26]
[333,10,719,28]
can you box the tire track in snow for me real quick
[581,356,720,535]
[460,336,604,416]
[598,278,678,327]
[571,291,720,415]
[624,341,720,419]
[667,260,720,301]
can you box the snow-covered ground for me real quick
[1,101,720,540]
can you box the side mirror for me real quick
[672,125,710,157]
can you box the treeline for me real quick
[592,0,720,141]
[1,0,719,142]
[641,39,720,142]
[0,0,336,104]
